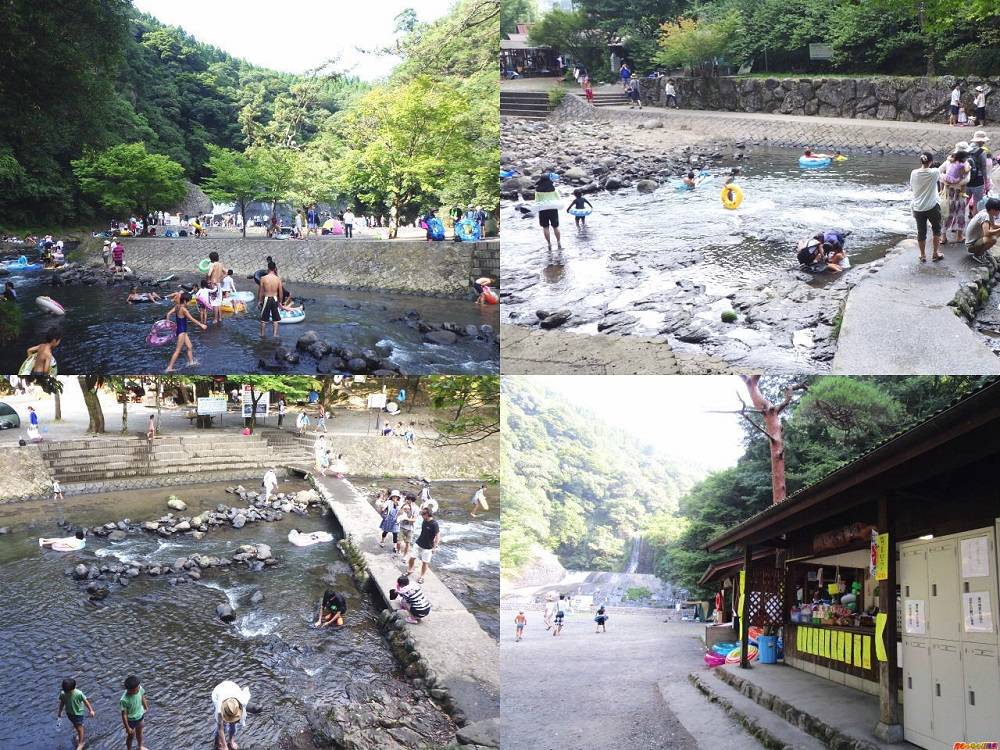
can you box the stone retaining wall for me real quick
[83,238,499,298]
[553,93,964,154]
[642,75,1000,124]
[0,446,53,503]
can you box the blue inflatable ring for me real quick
[799,156,832,168]
[568,207,592,217]
[455,219,481,242]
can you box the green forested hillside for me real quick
[501,377,704,573]
[502,376,991,590]
[2,0,497,227]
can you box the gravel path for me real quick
[500,611,715,749]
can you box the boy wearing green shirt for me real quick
[120,674,149,750]
[57,677,95,750]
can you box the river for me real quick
[0,480,457,749]
[500,147,916,367]
[0,275,499,375]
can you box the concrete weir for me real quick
[289,466,499,741]
[86,237,499,298]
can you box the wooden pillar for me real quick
[740,543,752,669]
[875,495,903,742]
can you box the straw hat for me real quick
[220,697,243,723]
[976,85,985,92]
[972,130,991,143]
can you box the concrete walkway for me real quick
[500,324,738,374]
[833,240,1000,374]
[306,471,499,725]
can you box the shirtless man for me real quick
[257,262,284,337]
[26,331,61,378]
[206,251,226,325]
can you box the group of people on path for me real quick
[949,83,990,128]
[56,674,250,750]
[909,130,1000,263]
[513,593,610,641]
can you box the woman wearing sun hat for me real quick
[212,680,251,750]
[974,86,990,126]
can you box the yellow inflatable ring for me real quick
[721,184,744,209]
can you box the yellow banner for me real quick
[876,533,889,581]
[835,630,844,661]
[738,570,745,616]
[875,613,888,662]
[845,636,853,666]
[854,634,863,666]
[824,629,831,658]
[863,636,872,670]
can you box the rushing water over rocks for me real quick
[501,134,915,371]
[0,481,458,749]
[0,269,499,374]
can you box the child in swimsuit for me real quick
[165,292,207,372]
[26,332,61,378]
[566,189,594,227]
[194,281,212,325]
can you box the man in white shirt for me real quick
[342,209,355,238]
[212,680,250,750]
[664,79,678,109]
[910,152,944,262]
[950,84,962,126]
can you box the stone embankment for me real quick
[306,472,499,749]
[642,74,1000,125]
[73,236,498,298]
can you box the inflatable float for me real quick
[18,353,57,376]
[198,258,211,273]
[725,645,759,664]
[799,155,832,168]
[278,307,305,324]
[500,169,517,179]
[721,184,744,209]
[229,291,255,303]
[455,219,482,242]
[568,207,592,217]
[288,529,334,546]
[146,319,177,347]
[833,155,848,162]
[480,286,499,305]
[675,170,713,191]
[35,296,65,315]
[156,274,176,284]
[3,256,41,271]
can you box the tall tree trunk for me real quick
[740,375,794,504]
[79,376,105,434]
[241,202,248,239]
[53,389,62,421]
[121,394,128,434]
[319,376,333,409]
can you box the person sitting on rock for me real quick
[389,575,431,624]
[39,530,85,551]
[315,589,347,628]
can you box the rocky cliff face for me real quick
[644,75,1000,123]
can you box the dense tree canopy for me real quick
[522,0,1000,80]
[2,0,497,229]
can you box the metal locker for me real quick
[963,644,1000,742]
[930,641,965,743]
[957,529,998,646]
[928,542,961,640]
[903,637,934,746]
[901,544,929,636]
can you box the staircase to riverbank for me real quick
[42,433,307,493]
[588,89,631,107]
[501,91,552,119]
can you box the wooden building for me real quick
[705,381,1000,749]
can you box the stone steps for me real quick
[689,671,829,750]
[55,460,279,484]
[501,91,552,119]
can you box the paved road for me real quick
[501,610,732,750]
[834,240,1000,374]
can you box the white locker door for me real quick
[957,529,998,646]
[963,644,1000,742]
[903,637,934,745]
[901,544,930,637]
[928,542,961,640]
[930,641,965,744]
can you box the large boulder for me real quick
[561,166,589,183]
[255,544,272,561]
[539,310,572,329]
[167,496,187,512]
[635,179,659,194]
[424,330,458,346]
[216,604,236,623]
[232,514,247,529]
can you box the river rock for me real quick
[347,357,369,374]
[255,544,273,561]
[72,564,89,580]
[424,330,458,346]
[216,604,236,623]
[635,179,659,193]
[167,496,187,511]
[108,530,127,542]
[192,530,206,540]
[296,330,320,350]
[457,718,501,748]
[232,514,247,529]
[561,166,589,183]
[250,589,264,605]
[174,520,191,532]
[539,310,572,329]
